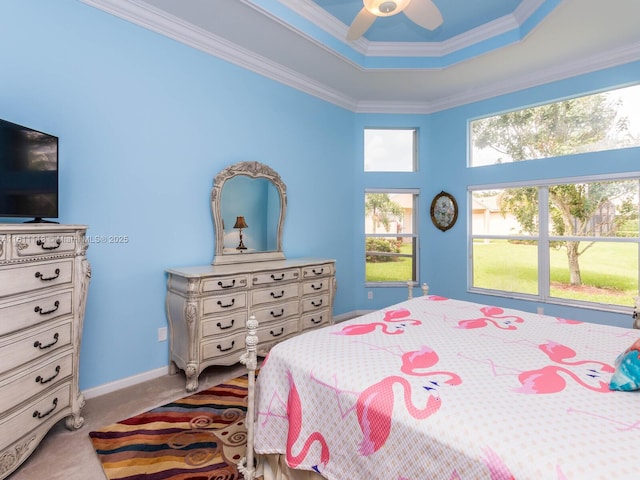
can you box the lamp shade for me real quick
[233,216,248,229]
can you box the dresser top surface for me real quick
[0,224,87,232]
[166,258,335,277]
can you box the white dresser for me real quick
[0,224,90,479]
[166,258,335,391]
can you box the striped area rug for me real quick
[89,374,250,480]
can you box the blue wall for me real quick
[0,0,355,390]
[1,0,637,392]
[356,63,640,328]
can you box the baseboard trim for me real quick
[82,310,367,399]
[82,366,170,400]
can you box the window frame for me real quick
[364,128,418,172]
[468,172,640,313]
[365,188,420,288]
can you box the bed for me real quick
[238,290,640,480]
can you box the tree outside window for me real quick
[365,191,418,284]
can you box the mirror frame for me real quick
[211,161,287,265]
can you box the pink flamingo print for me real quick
[285,371,330,471]
[481,446,515,480]
[538,340,614,373]
[456,306,524,330]
[356,375,441,456]
[333,308,422,336]
[515,339,615,394]
[426,295,448,301]
[400,346,462,386]
[515,365,612,394]
[555,317,582,325]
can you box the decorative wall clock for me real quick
[430,191,458,232]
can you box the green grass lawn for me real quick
[366,239,637,307]
[473,239,638,306]
[366,243,413,282]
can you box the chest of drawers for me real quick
[0,224,90,479]
[166,258,335,391]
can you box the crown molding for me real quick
[357,42,640,114]
[278,0,546,58]
[80,0,640,115]
[79,0,359,110]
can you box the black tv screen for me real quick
[0,118,58,222]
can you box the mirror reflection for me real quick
[221,176,281,252]
[211,161,286,265]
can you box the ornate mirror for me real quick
[211,161,287,265]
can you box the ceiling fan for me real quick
[346,0,443,41]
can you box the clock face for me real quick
[430,192,457,231]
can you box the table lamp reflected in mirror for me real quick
[233,216,248,250]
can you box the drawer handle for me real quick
[217,298,235,308]
[34,300,60,315]
[271,290,285,299]
[311,283,323,291]
[218,279,236,289]
[312,299,323,307]
[37,238,62,250]
[35,268,61,282]
[217,341,235,352]
[311,316,323,324]
[33,397,58,419]
[312,268,324,275]
[34,333,59,350]
[270,309,284,318]
[217,319,235,330]
[271,273,285,281]
[270,327,284,337]
[36,365,61,385]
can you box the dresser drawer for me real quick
[0,289,73,337]
[252,283,299,306]
[252,268,299,286]
[0,383,71,452]
[201,331,245,361]
[0,260,73,299]
[202,292,247,315]
[202,311,247,337]
[300,310,330,331]
[0,321,72,376]
[0,350,73,413]
[257,318,298,345]
[301,294,330,313]
[301,263,334,279]
[12,232,77,258]
[201,274,248,293]
[252,300,299,325]
[301,278,329,296]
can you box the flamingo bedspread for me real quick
[253,296,640,480]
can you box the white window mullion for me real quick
[538,187,550,301]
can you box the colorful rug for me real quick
[89,374,250,480]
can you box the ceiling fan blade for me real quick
[346,7,377,41]
[403,0,443,30]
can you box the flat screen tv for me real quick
[0,118,58,223]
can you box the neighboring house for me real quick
[471,194,520,236]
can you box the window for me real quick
[470,84,640,167]
[365,190,418,284]
[470,177,640,309]
[364,128,417,172]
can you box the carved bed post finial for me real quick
[422,283,429,296]
[633,296,640,329]
[238,315,259,480]
[407,281,413,299]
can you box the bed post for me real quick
[422,283,429,296]
[633,296,640,329]
[238,315,259,480]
